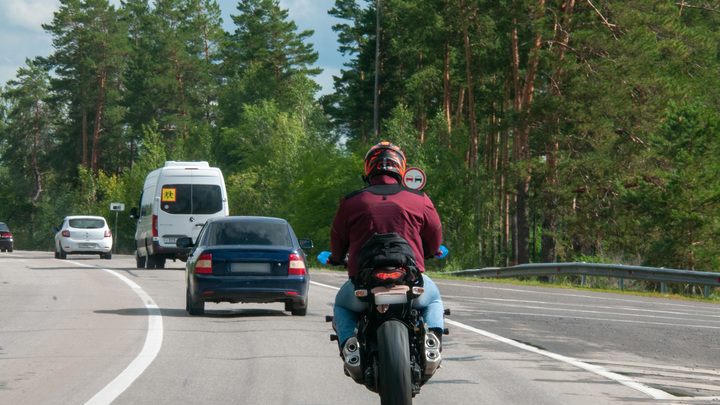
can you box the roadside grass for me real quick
[428,271,720,304]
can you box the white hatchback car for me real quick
[54,216,113,260]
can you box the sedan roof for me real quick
[209,216,289,224]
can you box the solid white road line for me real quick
[72,263,164,405]
[443,319,676,400]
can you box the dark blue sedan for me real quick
[180,216,313,316]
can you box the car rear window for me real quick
[0,223,9,232]
[210,221,292,247]
[160,184,223,215]
[69,218,106,229]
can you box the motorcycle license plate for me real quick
[374,293,407,305]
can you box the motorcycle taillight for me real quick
[372,269,406,282]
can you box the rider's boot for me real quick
[430,327,444,352]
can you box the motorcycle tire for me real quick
[377,320,412,405]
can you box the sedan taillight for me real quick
[62,230,70,237]
[1,232,10,238]
[288,253,306,275]
[196,253,213,274]
[104,230,112,238]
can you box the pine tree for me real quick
[220,0,321,125]
[43,0,130,176]
[2,58,56,204]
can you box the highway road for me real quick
[1,251,719,404]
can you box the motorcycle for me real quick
[318,235,449,405]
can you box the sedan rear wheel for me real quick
[186,287,205,315]
[291,298,308,316]
[58,247,67,259]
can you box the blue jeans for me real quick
[333,273,444,345]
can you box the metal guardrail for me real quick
[448,262,720,297]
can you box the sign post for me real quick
[110,203,125,254]
[402,167,426,190]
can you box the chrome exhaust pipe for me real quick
[343,337,363,382]
[423,333,442,377]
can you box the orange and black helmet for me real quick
[364,141,406,181]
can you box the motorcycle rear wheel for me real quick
[377,320,412,405]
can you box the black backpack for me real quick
[356,233,421,287]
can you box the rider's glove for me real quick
[327,255,343,266]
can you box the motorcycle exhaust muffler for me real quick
[423,333,442,377]
[342,337,363,382]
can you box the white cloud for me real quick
[0,16,55,86]
[280,0,321,21]
[0,0,59,32]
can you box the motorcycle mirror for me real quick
[435,245,449,258]
[317,251,331,264]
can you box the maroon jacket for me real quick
[330,175,443,277]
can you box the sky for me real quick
[0,0,350,95]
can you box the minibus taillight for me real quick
[152,215,158,238]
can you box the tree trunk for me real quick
[32,99,42,203]
[512,0,545,264]
[542,0,575,263]
[455,87,465,127]
[91,40,107,175]
[443,0,452,140]
[373,0,381,136]
[444,42,452,139]
[462,1,478,171]
[172,51,188,140]
[82,105,88,169]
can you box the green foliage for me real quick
[625,101,720,271]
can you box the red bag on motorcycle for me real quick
[356,233,422,288]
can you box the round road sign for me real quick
[403,167,426,190]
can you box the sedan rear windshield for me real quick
[160,184,223,215]
[0,223,9,232]
[69,218,106,229]
[209,221,292,247]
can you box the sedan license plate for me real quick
[79,243,96,249]
[229,262,272,274]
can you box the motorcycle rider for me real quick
[329,141,445,353]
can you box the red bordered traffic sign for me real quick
[403,167,426,190]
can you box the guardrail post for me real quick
[705,286,710,298]
[619,278,624,291]
[581,275,586,286]
[661,282,667,294]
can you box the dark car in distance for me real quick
[180,216,313,316]
[0,222,13,252]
